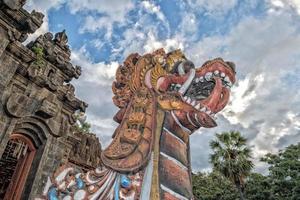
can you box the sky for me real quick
[24,0,300,173]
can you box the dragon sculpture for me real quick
[40,49,236,200]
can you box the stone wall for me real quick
[0,0,102,199]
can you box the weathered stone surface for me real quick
[5,93,34,117]
[0,1,99,199]
[0,53,19,88]
[0,0,44,42]
[68,131,102,170]
[0,28,9,57]
[3,0,26,10]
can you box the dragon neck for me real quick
[102,86,194,199]
[101,87,157,172]
[149,108,193,200]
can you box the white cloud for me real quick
[23,0,300,172]
[25,0,65,13]
[71,46,119,85]
[269,0,300,14]
[79,16,114,39]
[69,0,134,35]
[70,47,119,145]
[68,0,300,172]
[25,0,135,40]
[188,0,238,17]
[90,39,104,50]
[223,74,264,125]
[143,32,184,53]
[188,9,300,172]
[141,1,166,22]
[178,12,198,39]
[24,16,50,44]
[68,0,133,20]
[23,0,65,44]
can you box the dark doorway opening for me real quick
[0,134,36,200]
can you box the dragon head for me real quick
[112,49,236,133]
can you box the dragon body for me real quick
[40,49,236,200]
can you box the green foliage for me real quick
[244,173,273,200]
[192,171,239,200]
[193,142,300,200]
[261,143,300,200]
[209,131,254,199]
[32,45,45,67]
[192,172,274,200]
[73,113,91,133]
[75,122,91,133]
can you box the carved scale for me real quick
[40,49,236,200]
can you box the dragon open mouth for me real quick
[156,58,236,129]
[169,67,233,116]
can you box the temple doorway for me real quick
[0,134,36,200]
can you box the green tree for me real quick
[32,45,45,67]
[209,131,254,200]
[73,112,91,133]
[192,171,239,200]
[244,173,273,200]
[261,143,300,200]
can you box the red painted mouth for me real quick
[158,59,236,129]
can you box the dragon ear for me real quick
[150,63,167,90]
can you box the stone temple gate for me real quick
[0,0,102,199]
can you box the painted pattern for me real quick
[40,49,236,200]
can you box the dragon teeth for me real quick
[186,97,191,104]
[191,100,196,106]
[205,72,213,81]
[195,103,201,110]
[206,110,212,115]
[199,76,204,82]
[200,107,206,112]
[224,76,230,83]
[220,72,225,77]
[214,70,219,75]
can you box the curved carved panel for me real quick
[5,93,33,117]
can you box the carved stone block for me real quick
[5,93,34,117]
[3,0,26,10]
[0,35,9,57]
[36,99,58,118]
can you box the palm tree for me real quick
[209,131,254,200]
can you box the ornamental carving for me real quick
[41,49,236,200]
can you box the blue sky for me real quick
[25,0,300,172]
